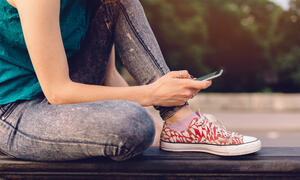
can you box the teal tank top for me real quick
[0,0,92,105]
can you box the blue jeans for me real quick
[0,0,188,161]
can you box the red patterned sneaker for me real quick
[160,110,261,156]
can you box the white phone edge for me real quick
[202,69,223,81]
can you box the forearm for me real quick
[52,44,147,106]
[53,80,152,107]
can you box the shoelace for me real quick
[196,109,232,137]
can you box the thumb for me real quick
[187,79,212,90]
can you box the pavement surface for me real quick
[146,107,300,147]
[213,111,300,147]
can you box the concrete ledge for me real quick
[189,93,300,112]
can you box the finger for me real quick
[168,70,191,79]
[188,89,198,99]
[192,89,199,98]
[184,90,194,99]
[190,75,196,80]
[207,80,212,86]
[184,79,212,90]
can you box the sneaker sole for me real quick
[160,139,261,156]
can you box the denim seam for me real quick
[117,2,166,76]
[0,120,121,149]
[0,102,18,121]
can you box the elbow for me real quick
[46,93,65,105]
[44,82,72,105]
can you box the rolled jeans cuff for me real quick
[154,101,189,120]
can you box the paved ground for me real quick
[146,107,300,147]
[215,111,300,147]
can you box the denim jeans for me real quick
[0,0,188,161]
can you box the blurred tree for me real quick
[202,0,284,92]
[142,0,209,75]
[272,0,300,92]
[273,47,300,92]
[140,0,299,92]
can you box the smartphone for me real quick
[195,69,223,81]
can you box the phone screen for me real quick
[196,69,223,81]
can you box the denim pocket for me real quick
[0,102,20,159]
[0,101,19,121]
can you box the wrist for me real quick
[141,84,155,107]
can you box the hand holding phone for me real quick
[194,69,223,81]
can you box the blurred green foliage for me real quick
[141,0,300,92]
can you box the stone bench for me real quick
[1,147,300,179]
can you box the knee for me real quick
[110,101,155,161]
[119,0,143,11]
[120,101,155,145]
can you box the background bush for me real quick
[139,0,300,92]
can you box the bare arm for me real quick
[14,0,211,107]
[15,0,150,106]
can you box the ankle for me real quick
[165,106,194,124]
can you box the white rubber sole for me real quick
[160,139,261,156]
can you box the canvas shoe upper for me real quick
[160,110,261,156]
